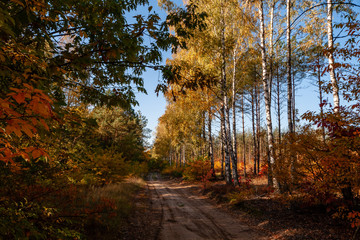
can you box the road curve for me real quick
[147,174,260,240]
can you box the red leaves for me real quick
[348,211,360,228]
[0,83,54,164]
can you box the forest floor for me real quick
[121,174,355,240]
[203,181,355,240]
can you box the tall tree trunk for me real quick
[287,0,296,186]
[269,1,276,176]
[220,3,232,184]
[256,83,261,174]
[226,104,236,184]
[251,89,257,175]
[317,55,326,143]
[327,0,340,112]
[292,71,296,130]
[221,103,231,184]
[220,122,225,179]
[276,66,282,147]
[269,0,275,101]
[259,0,278,189]
[231,48,240,186]
[287,0,293,134]
[208,112,215,177]
[242,93,246,177]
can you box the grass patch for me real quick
[84,177,145,239]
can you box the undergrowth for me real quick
[84,177,145,239]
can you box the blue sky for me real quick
[132,2,171,143]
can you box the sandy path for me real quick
[147,174,260,240]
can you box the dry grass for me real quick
[84,177,145,239]
[86,177,145,215]
[249,175,267,186]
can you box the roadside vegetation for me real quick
[0,0,197,238]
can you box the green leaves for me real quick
[1,0,193,109]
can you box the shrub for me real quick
[183,157,211,181]
[161,165,184,178]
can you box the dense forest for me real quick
[152,0,360,234]
[1,0,360,239]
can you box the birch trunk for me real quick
[327,0,340,112]
[220,3,232,184]
[221,103,232,184]
[269,1,275,101]
[259,0,278,188]
[231,48,239,186]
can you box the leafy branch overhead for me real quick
[1,0,207,109]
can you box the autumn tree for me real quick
[0,0,204,238]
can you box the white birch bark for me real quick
[220,2,232,184]
[327,0,340,112]
[259,0,278,188]
[269,0,274,101]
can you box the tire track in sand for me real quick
[148,173,260,240]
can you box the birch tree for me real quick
[327,0,340,112]
[258,0,278,188]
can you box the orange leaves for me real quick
[0,146,16,163]
[4,119,37,138]
[40,119,49,131]
[25,147,47,160]
[348,211,360,228]
[0,83,54,164]
[5,123,23,137]
[0,143,48,163]
[3,84,53,133]
[12,92,26,104]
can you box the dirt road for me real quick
[147,174,260,240]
